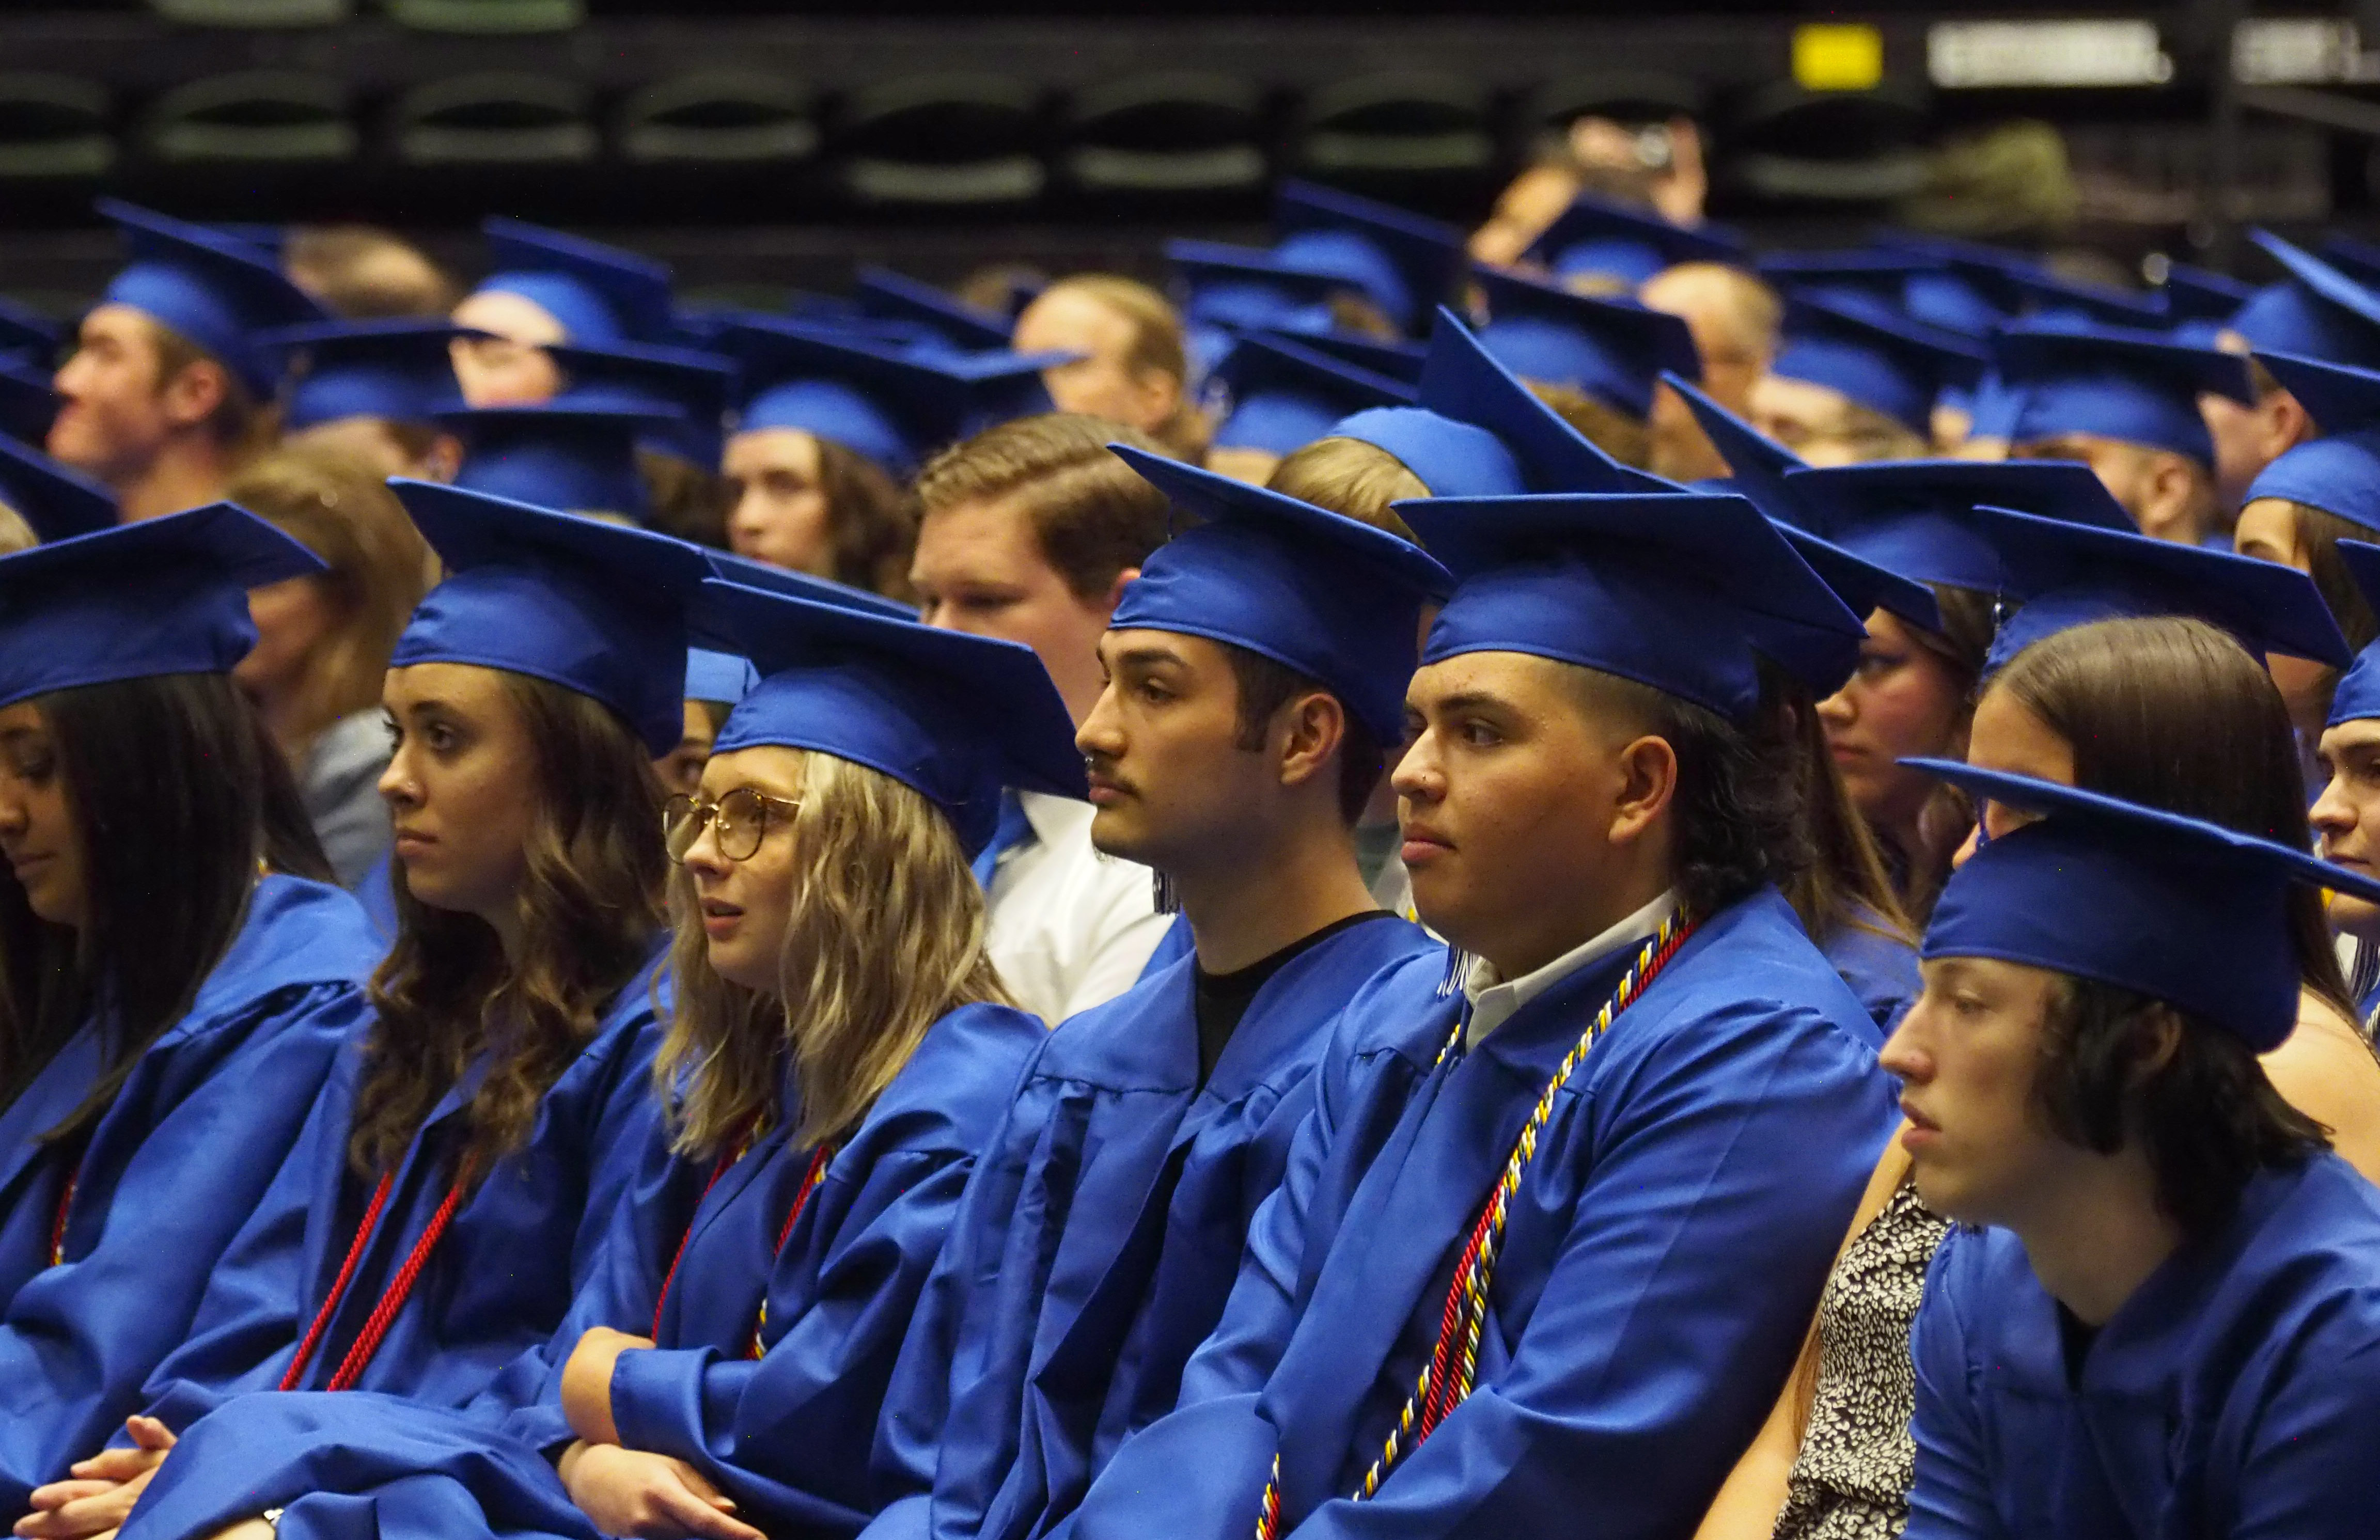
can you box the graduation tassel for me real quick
[1152,869,1180,915]
[1435,945,1477,1000]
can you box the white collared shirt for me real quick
[983,791,1176,1027]
[1462,889,1678,1048]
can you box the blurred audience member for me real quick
[284,227,458,320]
[1642,262,1781,480]
[1014,275,1209,461]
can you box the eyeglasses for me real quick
[663,788,801,863]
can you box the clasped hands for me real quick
[555,1326,763,1540]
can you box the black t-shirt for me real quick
[1192,910,1396,1087]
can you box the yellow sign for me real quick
[1795,23,1886,91]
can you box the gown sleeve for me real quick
[1902,1233,2012,1540]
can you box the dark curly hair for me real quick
[349,672,666,1182]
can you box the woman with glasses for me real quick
[0,509,382,1521]
[14,483,714,1540]
[107,575,1073,1540]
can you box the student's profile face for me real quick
[722,429,835,579]
[0,702,87,931]
[46,305,177,484]
[1746,373,1871,467]
[675,745,807,994]
[912,496,1126,729]
[1817,609,1970,840]
[1883,954,2073,1228]
[1075,628,1272,873]
[2313,719,2380,944]
[653,701,718,799]
[376,663,539,929]
[1391,651,1637,970]
[1013,290,1175,434]
[1950,685,2077,867]
[449,290,566,407]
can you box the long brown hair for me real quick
[350,672,667,1180]
[1891,584,1997,924]
[2276,499,2380,725]
[659,750,1010,1159]
[0,673,328,1129]
[817,438,916,601]
[1989,615,2356,1018]
[1778,673,1916,951]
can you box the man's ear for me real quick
[1096,566,1141,626]
[2262,390,2314,458]
[2138,452,2203,541]
[1275,689,1349,795]
[156,355,230,432]
[1607,733,1679,847]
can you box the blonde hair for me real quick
[1524,381,1653,468]
[1264,436,1427,539]
[659,751,1012,1158]
[1038,274,1210,461]
[227,444,433,748]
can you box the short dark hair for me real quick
[1562,661,1808,919]
[1221,646,1383,826]
[2035,976,2327,1235]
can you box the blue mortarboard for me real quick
[715,317,1061,479]
[1164,240,1350,336]
[1471,264,1701,419]
[434,395,675,521]
[1780,458,2136,601]
[704,548,918,621]
[2254,349,2380,436]
[2322,234,2380,290]
[0,362,59,449]
[2158,261,2253,328]
[1910,759,2380,1050]
[1963,257,2169,331]
[0,435,117,543]
[1773,525,1941,678]
[1401,490,1864,720]
[210,223,286,258]
[1274,180,1467,335]
[96,199,329,399]
[1867,233,2016,336]
[1329,307,1664,497]
[1991,322,2252,463]
[1770,293,1987,434]
[1976,501,2349,674]
[264,318,473,433]
[2246,351,2380,533]
[2324,539,2380,725]
[1109,444,1455,742]
[854,268,1014,357]
[476,218,673,347]
[0,504,321,710]
[1208,333,1414,458]
[389,479,712,755]
[546,340,735,469]
[1523,193,1746,288]
[684,648,757,706]
[0,296,61,366]
[695,577,1085,856]
[2221,231,2380,371]
[1280,330,1428,386]
[1757,251,2005,344]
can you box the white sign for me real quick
[1929,20,2174,88]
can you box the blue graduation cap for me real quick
[1328,307,1665,497]
[388,479,712,756]
[0,296,61,366]
[694,577,1085,857]
[546,339,735,468]
[2322,234,2380,291]
[1959,255,2169,331]
[684,647,757,706]
[853,267,1015,357]
[1976,501,2349,675]
[1779,458,2136,602]
[1280,329,1428,386]
[1769,292,1986,434]
[1990,321,2253,463]
[475,218,673,347]
[2242,353,2380,535]
[1909,760,2380,1050]
[1207,332,1414,459]
[1109,444,1454,741]
[2224,231,2380,371]
[1470,263,1701,418]
[1867,232,2015,337]
[1164,240,1350,336]
[0,503,321,711]
[433,394,675,521]
[210,223,286,258]
[714,316,1061,479]
[1522,193,1746,287]
[0,360,58,448]
[264,318,472,433]
[704,548,917,621]
[1758,251,2005,344]
[1398,490,1864,721]
[2159,261,2253,328]
[2324,539,2380,725]
[1274,180,1467,335]
[0,435,116,544]
[95,199,328,399]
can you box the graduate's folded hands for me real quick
[558,1442,762,1540]
[14,1418,175,1540]
[560,1327,653,1448]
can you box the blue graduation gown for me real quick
[1821,905,1922,1029]
[869,917,1440,1540]
[1069,887,1900,1540]
[135,941,673,1431]
[117,1000,1048,1540]
[1906,1154,2380,1539]
[0,875,379,1514]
